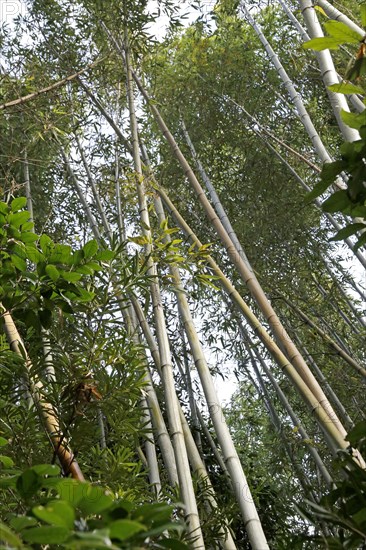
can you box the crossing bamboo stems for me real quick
[124,33,204,548]
[278,294,366,380]
[63,145,179,489]
[153,195,270,550]
[131,72,348,443]
[156,187,353,454]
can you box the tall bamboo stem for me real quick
[1,309,84,481]
[156,187,354,455]
[153,195,269,549]
[124,32,204,547]
[131,72,348,443]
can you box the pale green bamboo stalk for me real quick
[130,72,348,444]
[156,188,355,456]
[141,394,162,496]
[22,152,56,384]
[133,293,238,549]
[176,332,203,454]
[195,408,230,479]
[61,148,101,241]
[114,83,125,241]
[64,143,177,489]
[23,149,34,223]
[316,0,365,36]
[98,408,107,449]
[278,0,364,113]
[74,135,113,241]
[68,150,178,487]
[240,3,335,166]
[153,194,269,549]
[299,0,359,141]
[124,33,204,548]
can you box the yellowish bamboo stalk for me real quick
[1,309,84,481]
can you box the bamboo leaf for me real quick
[60,271,83,282]
[45,264,60,281]
[158,540,190,550]
[77,485,114,514]
[340,109,366,129]
[303,37,344,50]
[10,254,26,272]
[33,500,75,529]
[329,223,365,241]
[314,5,327,17]
[0,522,23,548]
[16,470,41,499]
[83,239,98,258]
[324,21,362,43]
[322,190,352,212]
[328,82,365,95]
[8,211,31,229]
[305,179,332,202]
[0,455,14,467]
[10,516,38,532]
[19,232,38,243]
[361,5,366,28]
[39,234,54,254]
[354,231,366,251]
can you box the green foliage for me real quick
[298,421,366,548]
[0,439,188,549]
[304,16,366,250]
[0,198,112,329]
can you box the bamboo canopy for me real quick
[0,1,365,548]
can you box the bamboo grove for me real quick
[0,0,365,548]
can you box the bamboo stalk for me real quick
[240,4,335,168]
[156,187,355,454]
[1,309,84,481]
[240,323,333,486]
[299,0,359,141]
[278,0,364,114]
[132,287,238,549]
[124,33,204,548]
[316,0,365,36]
[0,58,105,111]
[141,395,162,496]
[68,148,180,488]
[278,293,366,380]
[153,195,270,550]
[131,74,348,443]
[61,148,101,241]
[75,135,113,241]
